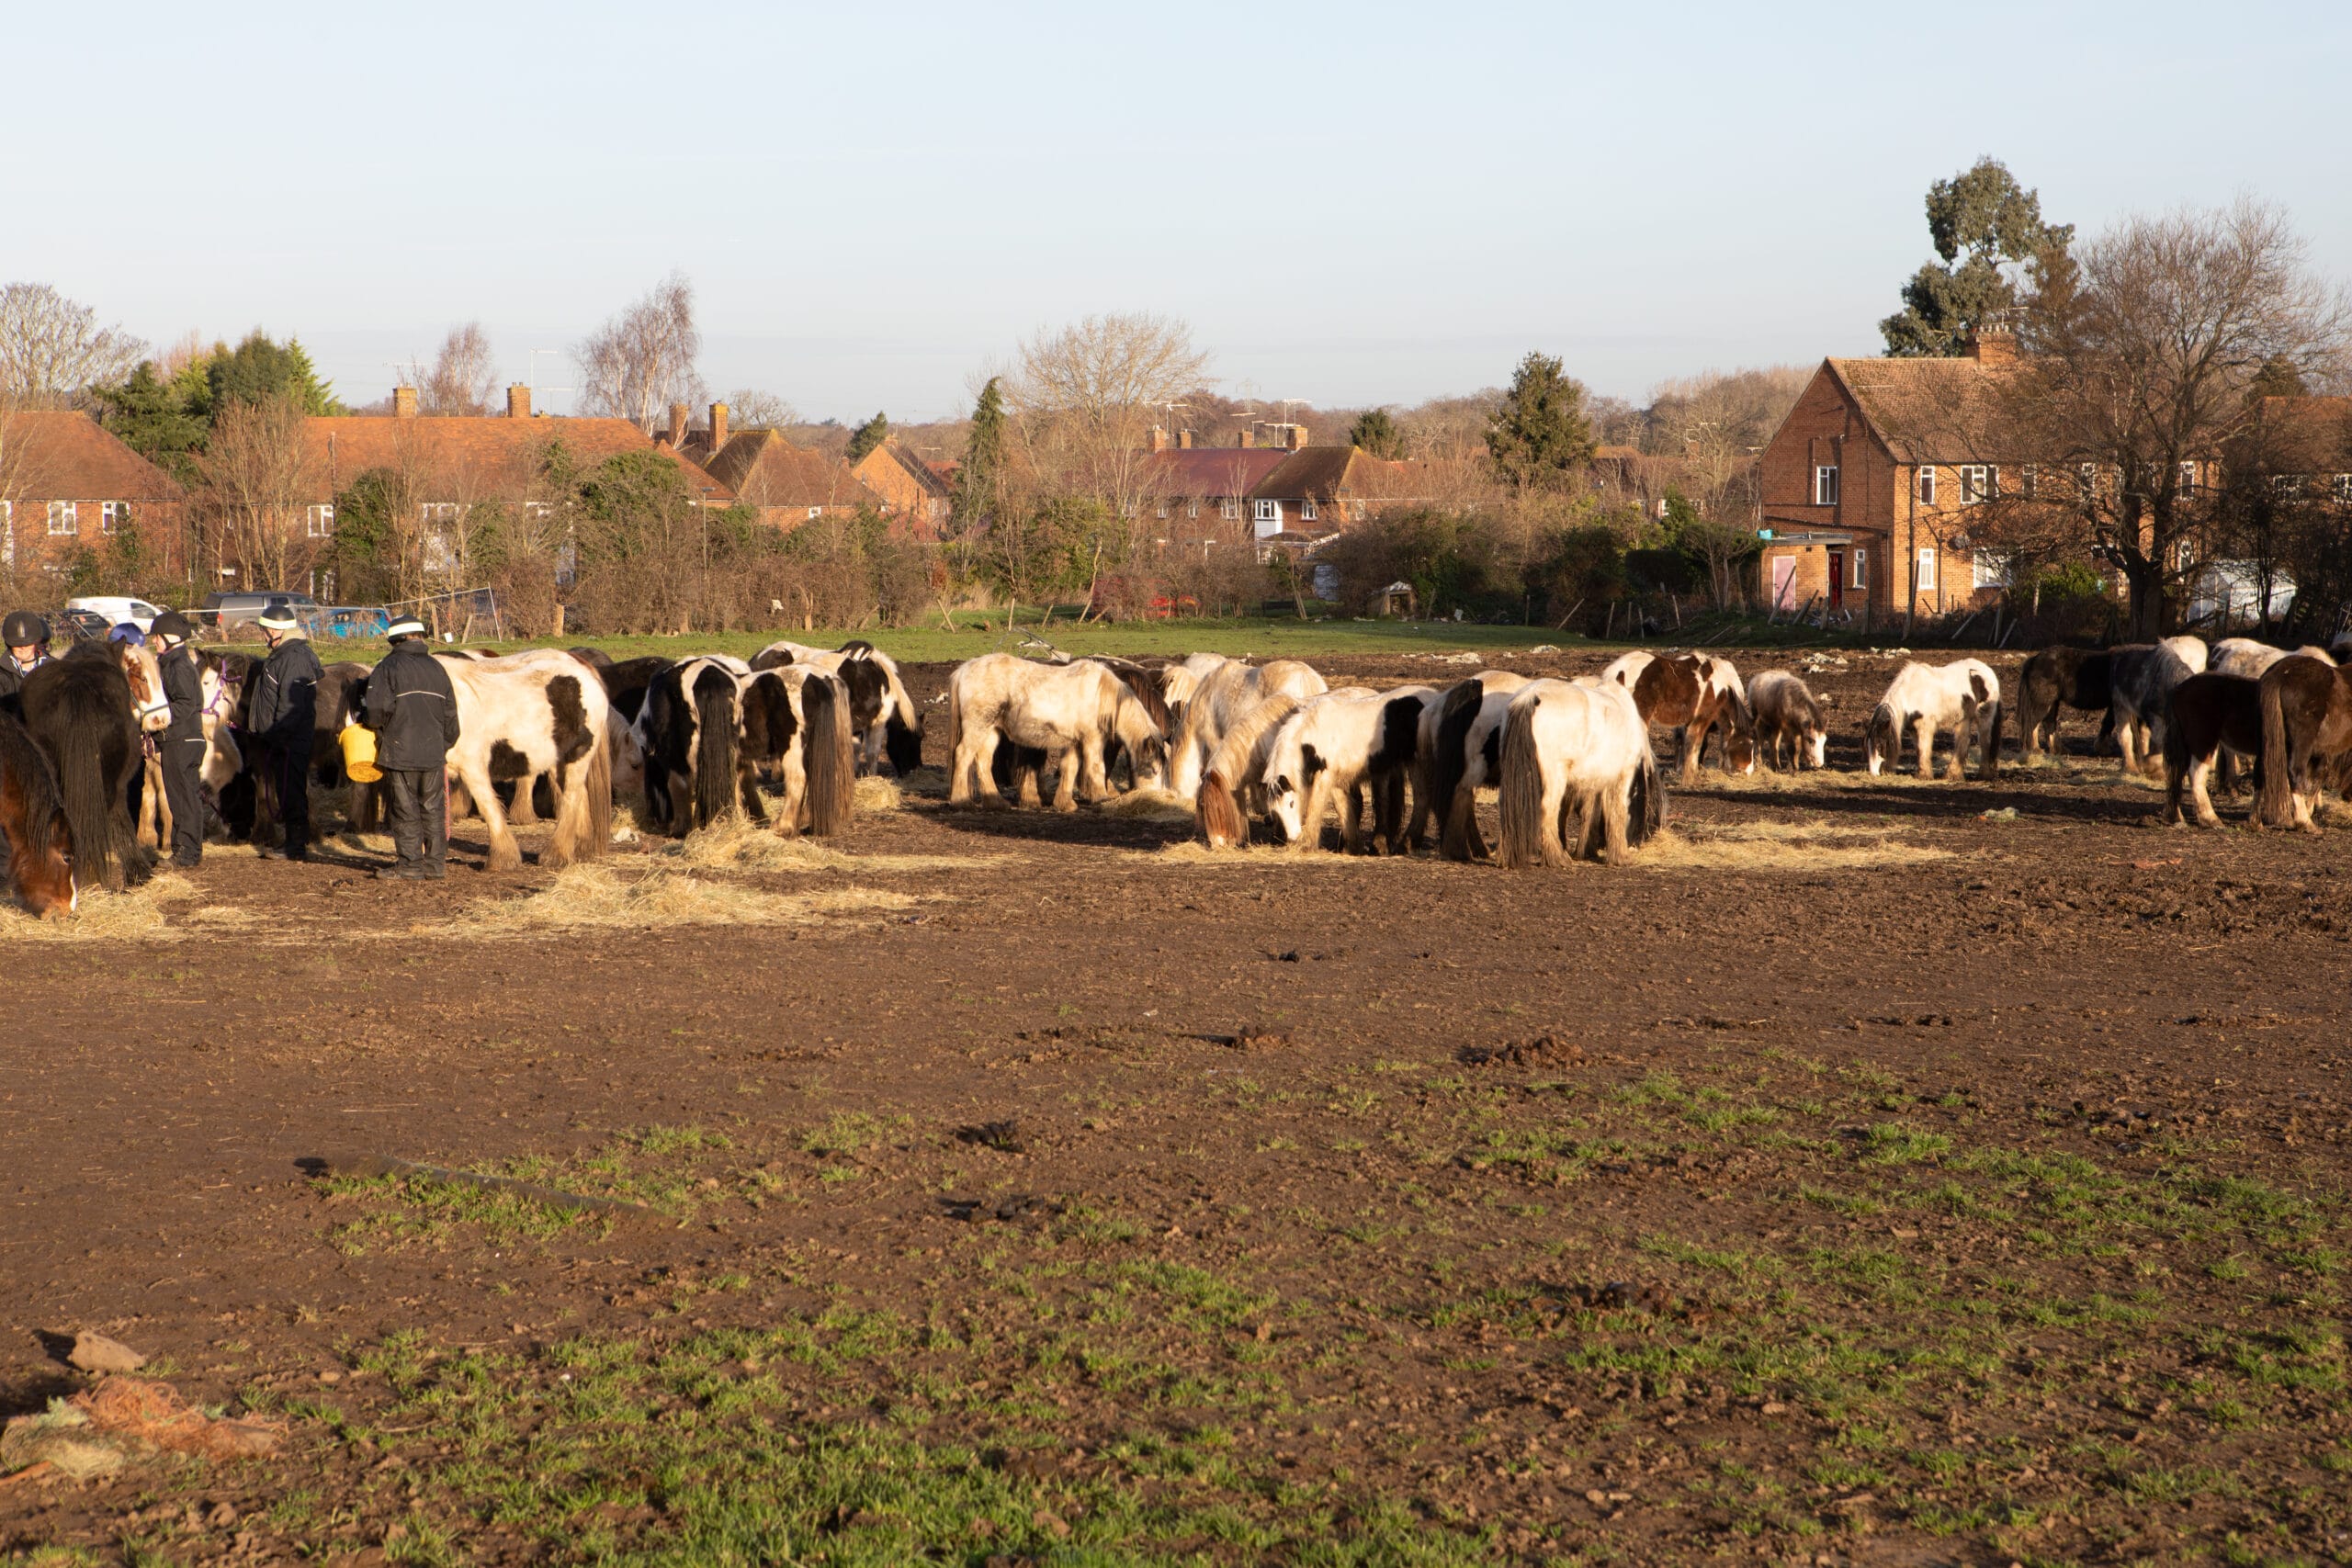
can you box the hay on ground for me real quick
[854,775,906,814]
[0,872,202,942]
[445,865,922,935]
[1095,785,1197,824]
[656,814,1002,874]
[1633,819,1955,873]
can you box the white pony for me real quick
[1423,672,1535,859]
[438,649,616,869]
[1169,659,1329,798]
[751,639,922,775]
[1497,677,1662,866]
[2211,638,2335,681]
[947,654,1169,811]
[1863,659,2003,781]
[1257,687,1414,852]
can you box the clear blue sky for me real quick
[6,0,2346,422]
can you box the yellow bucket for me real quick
[339,723,382,784]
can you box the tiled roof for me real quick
[302,415,734,503]
[0,411,184,500]
[702,429,881,510]
[855,442,954,501]
[1249,446,1410,501]
[1823,357,2016,464]
[1143,447,1289,497]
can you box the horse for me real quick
[633,656,752,836]
[1747,671,1830,771]
[593,655,675,814]
[2014,646,2116,761]
[736,665,856,837]
[1430,675,1544,861]
[1196,694,1304,849]
[137,658,245,853]
[2256,654,2352,832]
[1863,660,2003,782]
[2211,638,2334,680]
[1497,677,1662,867]
[1600,650,1754,783]
[750,640,924,776]
[1413,670,1530,852]
[1259,687,1416,853]
[946,654,1168,812]
[2162,673,2265,829]
[435,650,615,869]
[0,709,76,916]
[2108,637,2209,774]
[1168,659,1328,798]
[19,642,164,891]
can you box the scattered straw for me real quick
[442,864,923,936]
[1129,840,1355,867]
[1096,785,1197,824]
[854,775,906,813]
[655,815,1002,875]
[893,766,953,801]
[1633,819,1956,873]
[0,872,200,942]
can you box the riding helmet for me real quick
[258,599,299,631]
[384,615,428,640]
[150,610,197,643]
[1,610,48,647]
[107,622,146,645]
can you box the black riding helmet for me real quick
[150,610,198,643]
[2,610,49,648]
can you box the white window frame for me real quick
[2334,474,2352,503]
[2078,463,2098,497]
[420,502,462,525]
[1156,501,1170,520]
[1300,498,1318,522]
[807,506,822,520]
[2020,464,2039,498]
[1915,547,1938,592]
[1253,499,1280,525]
[1219,497,1239,521]
[1814,465,1839,506]
[2272,474,2306,499]
[1972,548,2012,589]
[100,501,129,535]
[2176,461,2197,498]
[1350,500,1366,522]
[1917,466,1936,505]
[1851,547,1868,590]
[46,501,76,536]
[1185,500,1199,519]
[306,503,334,538]
[1958,464,1990,505]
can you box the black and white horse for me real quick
[435,649,615,869]
[750,640,923,775]
[737,665,857,837]
[2108,637,2208,774]
[634,655,752,836]
[1497,677,1662,866]
[1257,687,1415,853]
[1424,672,1533,860]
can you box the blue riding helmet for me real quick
[108,622,147,645]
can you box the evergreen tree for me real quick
[1349,408,1402,458]
[952,378,1006,534]
[845,410,890,464]
[1881,158,2073,357]
[205,331,342,414]
[1485,352,1594,490]
[93,362,209,477]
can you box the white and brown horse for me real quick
[1864,660,2003,782]
[136,658,243,852]
[947,654,1169,811]
[1498,677,1662,866]
[1168,658,1329,798]
[1257,687,1409,852]
[438,650,615,870]
[736,664,857,837]
[1600,650,1754,783]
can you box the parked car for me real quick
[325,606,391,639]
[198,590,322,628]
[57,608,115,642]
[64,595,166,633]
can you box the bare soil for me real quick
[4,645,2349,1567]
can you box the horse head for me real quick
[1862,701,1900,775]
[1114,692,1170,791]
[0,729,76,917]
[114,641,172,733]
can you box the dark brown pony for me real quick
[2015,646,2115,760]
[2162,673,2262,829]
[20,643,152,891]
[2256,655,2352,831]
[0,709,75,916]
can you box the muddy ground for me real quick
[4,645,2349,1567]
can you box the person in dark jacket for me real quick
[0,610,52,705]
[149,610,208,868]
[364,615,460,879]
[250,599,326,861]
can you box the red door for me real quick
[1827,552,1845,611]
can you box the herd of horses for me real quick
[5,626,2352,919]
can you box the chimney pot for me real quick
[393,386,418,419]
[709,400,729,452]
[1149,425,1170,453]
[1287,423,1307,450]
[1178,429,1193,450]
[1965,325,2018,366]
[1239,429,1254,449]
[665,402,689,447]
[505,384,531,420]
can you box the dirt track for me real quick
[5,645,2350,1566]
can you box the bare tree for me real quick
[2001,199,2350,637]
[409,321,499,415]
[1008,312,1210,520]
[574,272,706,435]
[723,389,797,430]
[0,283,146,407]
[195,395,324,592]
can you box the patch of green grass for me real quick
[1860,1123,1952,1166]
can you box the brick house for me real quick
[851,442,954,538]
[669,403,879,530]
[1756,336,2027,622]
[1141,424,1417,544]
[0,410,187,583]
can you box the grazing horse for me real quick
[1429,675,1545,862]
[751,640,924,775]
[2108,637,2208,774]
[0,710,76,916]
[1196,694,1305,849]
[633,656,752,835]
[20,642,164,891]
[1864,660,2003,782]
[946,654,1168,811]
[435,651,615,869]
[737,665,856,837]
[594,655,675,813]
[1747,671,1830,771]
[1169,659,1328,798]
[2015,646,2116,761]
[2256,655,2352,832]
[1259,687,1412,853]
[1412,670,1530,852]
[2163,673,2265,829]
[1497,678,1661,867]
[1600,651,1755,783]
[2211,638,2333,680]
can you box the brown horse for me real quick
[1601,651,1755,784]
[2162,673,2262,829]
[0,709,76,916]
[2256,655,2352,831]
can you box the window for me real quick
[306,503,334,538]
[2272,474,2307,499]
[46,501,76,536]
[807,506,822,520]
[1917,466,1936,505]
[1186,501,1199,519]
[2078,463,2098,497]
[1851,547,1868,590]
[2335,474,2352,503]
[1156,502,1170,519]
[1814,465,1839,506]
[1915,547,1937,592]
[1219,497,1239,520]
[2020,464,2040,498]
[1254,499,1280,525]
[420,502,461,525]
[1958,464,1990,504]
[2171,537,2194,572]
[100,501,129,534]
[2177,461,2197,498]
[1350,500,1366,522]
[1300,498,1318,522]
[1973,549,2013,589]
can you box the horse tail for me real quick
[1496,694,1547,869]
[879,658,924,774]
[582,722,615,860]
[692,668,739,829]
[1630,739,1665,846]
[1430,679,1484,852]
[803,674,855,836]
[1980,694,2003,783]
[51,715,124,893]
[2257,669,2294,828]
[1197,694,1298,849]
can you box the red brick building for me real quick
[851,441,954,537]
[0,410,187,584]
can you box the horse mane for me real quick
[1197,694,1300,848]
[0,710,65,864]
[1429,678,1487,837]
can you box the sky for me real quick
[6,0,2348,423]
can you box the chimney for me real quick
[665,402,689,447]
[392,386,418,419]
[708,401,729,452]
[1149,425,1170,453]
[1238,429,1254,449]
[1286,423,1308,451]
[1965,325,2018,366]
[505,384,532,420]
[1178,429,1194,450]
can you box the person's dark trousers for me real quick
[273,739,311,857]
[386,768,448,874]
[163,735,206,866]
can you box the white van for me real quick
[65,596,164,632]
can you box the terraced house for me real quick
[0,409,187,582]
